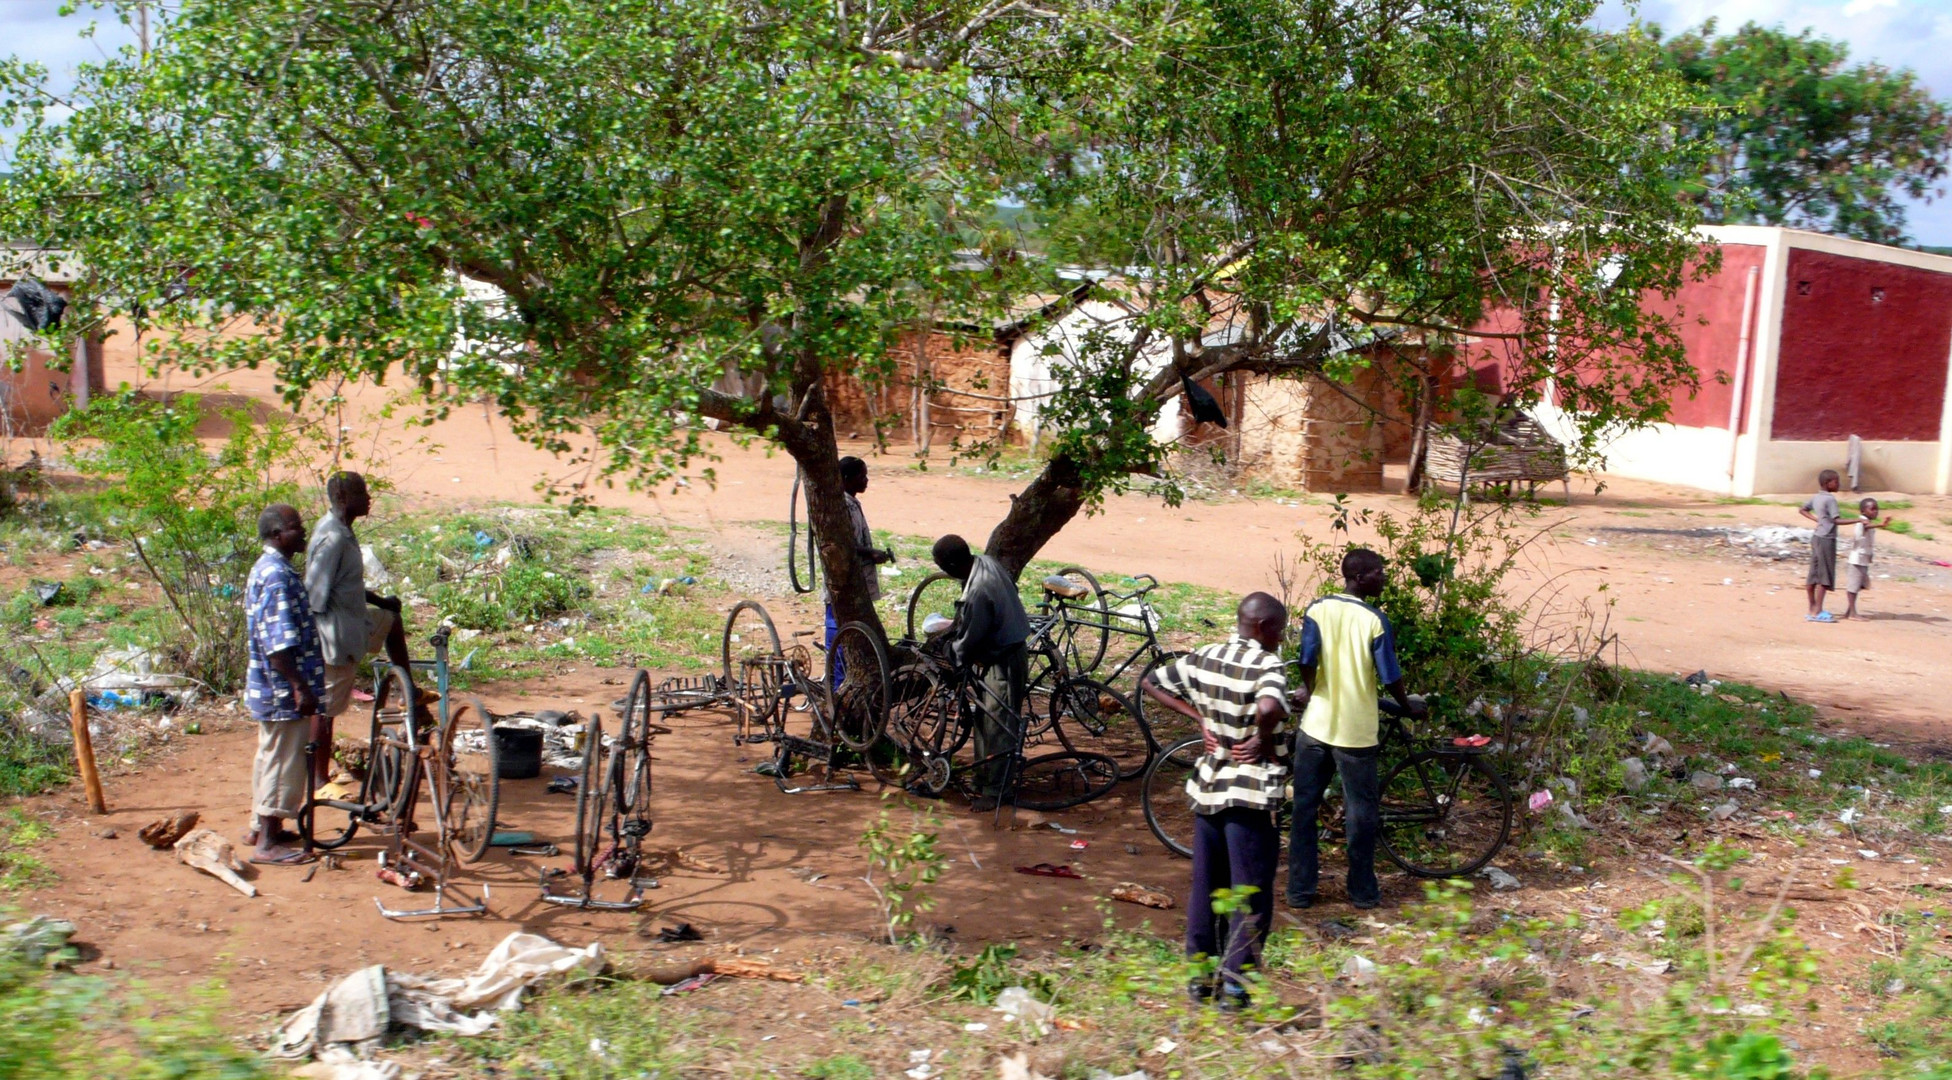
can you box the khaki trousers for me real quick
[252,717,311,820]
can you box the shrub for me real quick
[52,393,301,692]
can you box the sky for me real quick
[5,0,1952,244]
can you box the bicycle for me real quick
[300,626,497,918]
[876,626,1120,819]
[1140,696,1513,878]
[543,671,673,910]
[906,568,1156,779]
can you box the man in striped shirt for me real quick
[1141,592,1291,1009]
[1288,547,1422,910]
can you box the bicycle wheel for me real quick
[1379,751,1513,878]
[1142,737,1202,857]
[614,671,654,846]
[788,468,817,595]
[369,665,419,827]
[1019,641,1068,745]
[443,694,501,863]
[1012,751,1119,811]
[1048,677,1153,780]
[721,600,784,719]
[905,572,962,642]
[572,714,607,880]
[830,621,891,751]
[1134,650,1194,747]
[1048,566,1107,676]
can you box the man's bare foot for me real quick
[250,845,315,865]
[241,827,302,847]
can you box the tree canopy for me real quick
[1655,19,1952,245]
[3,0,1713,628]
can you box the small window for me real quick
[1797,281,1812,296]
[1871,287,1886,303]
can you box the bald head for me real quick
[1236,591,1288,651]
[258,504,306,556]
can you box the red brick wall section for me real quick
[824,329,1011,442]
[1660,245,1765,431]
[1771,249,1952,442]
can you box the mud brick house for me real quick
[1501,226,1952,496]
[0,248,105,437]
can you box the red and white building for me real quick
[1534,225,1952,496]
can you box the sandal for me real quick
[1808,611,1836,623]
[249,848,317,866]
[1015,863,1083,879]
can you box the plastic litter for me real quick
[994,987,1055,1034]
[1339,955,1377,983]
[1480,866,1521,891]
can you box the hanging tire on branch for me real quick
[788,468,818,595]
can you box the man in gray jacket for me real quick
[305,472,414,786]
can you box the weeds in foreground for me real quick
[859,799,945,945]
[0,947,266,1078]
[0,809,53,890]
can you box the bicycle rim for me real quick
[616,671,654,837]
[1012,751,1119,811]
[1134,651,1194,747]
[904,571,962,642]
[444,694,501,863]
[831,621,891,751]
[1379,751,1513,878]
[1142,737,1202,858]
[370,665,419,827]
[1050,677,1153,780]
[788,469,817,595]
[573,715,606,881]
[721,600,783,719]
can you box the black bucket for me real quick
[494,725,544,780]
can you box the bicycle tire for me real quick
[1012,751,1120,811]
[1133,650,1194,748]
[721,600,784,719]
[1379,751,1513,878]
[830,620,891,751]
[897,574,960,640]
[788,468,818,595]
[370,664,420,827]
[572,714,606,880]
[614,670,654,843]
[1019,641,1068,744]
[1048,676,1153,780]
[443,694,501,863]
[1049,566,1108,676]
[1141,737,1202,857]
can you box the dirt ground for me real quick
[10,355,1952,1065]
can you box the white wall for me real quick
[1008,299,1181,445]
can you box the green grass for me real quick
[0,810,55,890]
[1717,495,1790,506]
[1887,520,1935,540]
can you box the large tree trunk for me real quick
[982,452,1088,581]
[773,391,885,641]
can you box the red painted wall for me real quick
[1658,245,1765,431]
[1771,248,1952,442]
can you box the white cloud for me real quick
[1841,0,1898,16]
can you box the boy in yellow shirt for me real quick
[1287,548,1423,909]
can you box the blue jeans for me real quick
[824,604,843,689]
[1187,806,1278,993]
[1287,732,1382,906]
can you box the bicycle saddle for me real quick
[921,613,954,636]
[1042,575,1092,599]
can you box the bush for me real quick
[51,393,301,692]
[0,947,269,1078]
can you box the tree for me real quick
[979,0,1715,567]
[1655,20,1952,245]
[2,0,1710,622]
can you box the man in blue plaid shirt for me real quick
[243,504,326,865]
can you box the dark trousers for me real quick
[970,643,1028,795]
[1186,806,1278,992]
[1287,732,1382,907]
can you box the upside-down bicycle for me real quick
[300,626,499,918]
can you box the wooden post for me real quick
[68,689,107,814]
